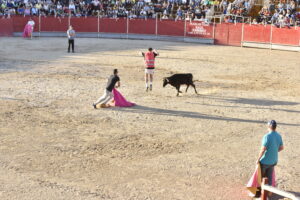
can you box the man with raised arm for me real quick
[141,47,159,92]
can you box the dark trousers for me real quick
[68,39,74,52]
[261,163,275,186]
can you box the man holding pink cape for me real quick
[23,19,35,39]
[93,69,135,109]
[247,120,284,198]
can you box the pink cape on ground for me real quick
[246,164,276,196]
[112,88,135,107]
[23,24,33,38]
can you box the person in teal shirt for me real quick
[256,120,284,187]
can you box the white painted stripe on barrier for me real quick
[242,42,300,52]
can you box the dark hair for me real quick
[148,47,153,51]
[268,120,277,129]
[113,69,118,74]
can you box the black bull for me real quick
[163,73,198,96]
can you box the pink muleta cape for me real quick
[22,24,33,38]
[112,88,135,107]
[246,164,276,196]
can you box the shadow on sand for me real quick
[115,105,300,127]
[187,95,300,114]
[199,95,299,107]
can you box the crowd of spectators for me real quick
[1,0,299,26]
[0,0,253,21]
[256,0,300,26]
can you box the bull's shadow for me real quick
[116,105,300,127]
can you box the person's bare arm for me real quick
[116,81,120,88]
[278,145,284,152]
[256,146,267,164]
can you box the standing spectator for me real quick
[69,1,76,15]
[56,2,63,16]
[35,1,42,15]
[271,9,279,24]
[31,5,38,15]
[256,120,283,192]
[175,6,183,20]
[67,25,75,53]
[24,6,31,15]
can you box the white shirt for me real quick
[28,20,35,26]
[69,4,75,10]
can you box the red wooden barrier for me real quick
[186,21,213,38]
[214,23,229,45]
[214,23,243,46]
[243,24,271,43]
[0,18,13,36]
[128,19,156,35]
[40,17,68,32]
[100,18,127,33]
[227,23,242,46]
[71,17,98,32]
[157,20,184,36]
[271,27,299,46]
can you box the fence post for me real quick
[261,178,268,200]
[184,14,187,38]
[38,14,41,38]
[213,20,215,45]
[298,26,300,52]
[126,17,129,39]
[270,24,273,50]
[97,12,100,38]
[155,13,158,38]
[68,10,71,27]
[241,22,244,47]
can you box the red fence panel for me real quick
[100,18,127,33]
[157,20,184,36]
[70,17,98,32]
[227,23,242,46]
[214,23,229,45]
[12,16,39,32]
[128,19,155,35]
[186,22,213,38]
[243,24,271,43]
[0,18,13,36]
[41,17,69,32]
[271,27,299,46]
[214,23,242,46]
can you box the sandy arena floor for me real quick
[0,37,299,200]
